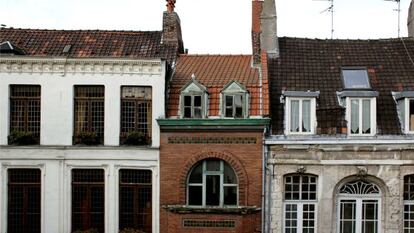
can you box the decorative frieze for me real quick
[0,57,162,75]
[183,220,235,228]
[168,136,257,144]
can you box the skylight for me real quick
[342,68,371,89]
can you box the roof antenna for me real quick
[384,0,401,38]
[314,0,334,39]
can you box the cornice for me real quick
[0,56,163,75]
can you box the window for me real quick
[187,159,238,207]
[72,169,105,233]
[224,94,244,118]
[183,95,203,118]
[347,98,376,136]
[120,86,152,145]
[401,99,414,134]
[337,180,381,233]
[286,98,316,134]
[8,169,41,233]
[119,169,152,232]
[342,69,370,89]
[74,86,104,145]
[283,174,317,233]
[221,81,248,118]
[404,175,414,233]
[9,85,41,145]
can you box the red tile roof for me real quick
[0,28,178,61]
[168,54,265,117]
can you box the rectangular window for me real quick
[9,85,41,144]
[408,99,414,133]
[8,169,41,233]
[349,98,375,136]
[342,69,371,89]
[287,98,315,134]
[72,169,104,233]
[119,169,152,233]
[224,95,244,118]
[120,86,152,145]
[183,95,202,118]
[284,203,316,233]
[405,175,414,233]
[74,86,104,145]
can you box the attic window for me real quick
[0,41,26,55]
[342,68,370,89]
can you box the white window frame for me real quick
[222,93,247,118]
[337,196,381,233]
[404,175,414,233]
[186,160,238,207]
[285,97,317,135]
[346,97,377,136]
[182,94,204,119]
[403,98,414,134]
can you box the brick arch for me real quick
[178,150,249,205]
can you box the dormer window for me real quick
[221,81,249,118]
[0,41,26,55]
[347,98,376,135]
[180,75,208,119]
[392,92,414,134]
[283,91,319,135]
[342,68,370,89]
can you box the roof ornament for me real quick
[191,73,196,80]
[166,0,176,13]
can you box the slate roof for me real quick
[0,28,178,61]
[269,37,414,135]
[168,54,266,117]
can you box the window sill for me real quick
[163,205,260,215]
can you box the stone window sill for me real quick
[163,205,260,215]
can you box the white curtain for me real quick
[302,100,311,132]
[291,100,300,132]
[351,100,359,134]
[362,100,371,134]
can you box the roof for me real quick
[167,54,264,117]
[0,28,178,61]
[268,37,414,135]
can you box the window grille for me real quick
[8,169,41,233]
[74,86,104,144]
[404,175,414,233]
[119,169,152,233]
[339,180,380,195]
[120,87,152,145]
[9,85,41,143]
[72,169,104,233]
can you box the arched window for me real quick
[337,180,381,233]
[404,175,414,233]
[187,159,238,207]
[283,174,318,233]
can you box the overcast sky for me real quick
[1,0,411,54]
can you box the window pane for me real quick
[285,204,298,233]
[405,175,414,200]
[303,204,316,233]
[188,163,202,183]
[226,96,233,107]
[351,99,360,134]
[224,186,237,205]
[194,96,202,107]
[404,204,414,233]
[224,164,237,184]
[340,200,356,233]
[206,175,220,206]
[194,107,202,118]
[302,100,311,132]
[290,100,300,132]
[206,160,221,171]
[342,69,370,89]
[184,96,191,107]
[362,200,378,233]
[188,186,202,205]
[410,100,414,132]
[225,96,233,117]
[362,99,371,134]
[184,107,192,118]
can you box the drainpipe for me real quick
[261,127,266,233]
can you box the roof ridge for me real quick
[0,28,161,33]
[279,36,414,42]
[179,54,252,57]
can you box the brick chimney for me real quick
[162,0,184,53]
[252,0,263,65]
[408,0,414,37]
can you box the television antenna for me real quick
[384,0,401,37]
[314,0,334,39]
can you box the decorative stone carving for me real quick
[356,166,368,178]
[297,165,306,174]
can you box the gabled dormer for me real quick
[179,74,208,118]
[221,81,249,118]
[0,41,26,55]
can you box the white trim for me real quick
[285,97,317,135]
[346,97,377,136]
[404,98,414,134]
[283,202,318,233]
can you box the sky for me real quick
[1,0,411,54]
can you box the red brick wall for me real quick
[160,131,263,233]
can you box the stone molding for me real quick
[0,57,162,75]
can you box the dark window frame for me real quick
[9,85,41,144]
[8,168,41,233]
[73,85,105,145]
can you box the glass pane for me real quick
[404,204,414,233]
[342,69,370,89]
[206,175,220,206]
[235,107,243,118]
[184,96,191,107]
[194,108,202,118]
[362,99,371,134]
[290,100,300,132]
[225,96,233,117]
[226,96,233,107]
[188,163,202,183]
[206,160,221,171]
[285,204,298,233]
[303,204,316,233]
[184,107,191,118]
[224,186,237,205]
[410,100,414,131]
[351,99,360,134]
[234,95,243,107]
[362,200,378,233]
[224,164,237,184]
[340,200,356,233]
[302,100,311,132]
[188,186,202,205]
[194,96,202,107]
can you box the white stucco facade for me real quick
[0,56,166,233]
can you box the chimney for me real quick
[252,0,263,66]
[162,0,184,53]
[408,0,414,37]
[261,0,279,58]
